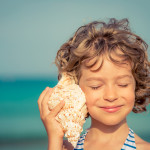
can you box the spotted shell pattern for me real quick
[48,72,88,147]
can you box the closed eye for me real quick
[118,84,128,87]
[91,86,101,90]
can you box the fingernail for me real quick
[61,100,65,104]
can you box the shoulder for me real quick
[62,140,74,150]
[135,134,150,150]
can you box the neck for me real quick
[87,118,129,143]
[91,117,128,132]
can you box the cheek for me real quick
[85,95,94,105]
[121,87,135,108]
[128,93,135,106]
[84,90,98,108]
[126,94,135,110]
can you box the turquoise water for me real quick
[0,79,150,150]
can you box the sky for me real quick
[0,0,150,80]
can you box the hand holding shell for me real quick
[48,72,88,147]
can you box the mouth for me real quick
[100,105,123,113]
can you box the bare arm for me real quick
[48,137,63,150]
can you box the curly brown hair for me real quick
[55,18,150,113]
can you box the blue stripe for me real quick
[129,133,134,138]
[78,135,86,142]
[124,143,136,149]
[74,149,83,150]
[78,138,84,142]
[77,143,83,145]
[130,129,134,134]
[126,138,135,143]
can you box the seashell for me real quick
[48,72,88,147]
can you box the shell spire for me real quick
[48,72,88,147]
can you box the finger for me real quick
[37,87,49,111]
[41,88,54,116]
[49,100,65,117]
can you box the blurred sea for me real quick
[0,78,150,150]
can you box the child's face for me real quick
[79,55,135,126]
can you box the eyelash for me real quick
[118,84,128,87]
[91,86,101,90]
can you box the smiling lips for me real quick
[100,105,123,113]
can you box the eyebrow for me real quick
[86,75,133,81]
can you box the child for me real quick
[37,18,150,150]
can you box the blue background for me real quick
[0,0,150,149]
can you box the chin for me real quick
[102,119,126,126]
[91,113,128,126]
[98,117,120,125]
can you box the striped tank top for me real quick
[74,128,136,150]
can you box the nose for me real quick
[103,85,118,102]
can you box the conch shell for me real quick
[48,72,88,147]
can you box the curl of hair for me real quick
[55,18,150,113]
